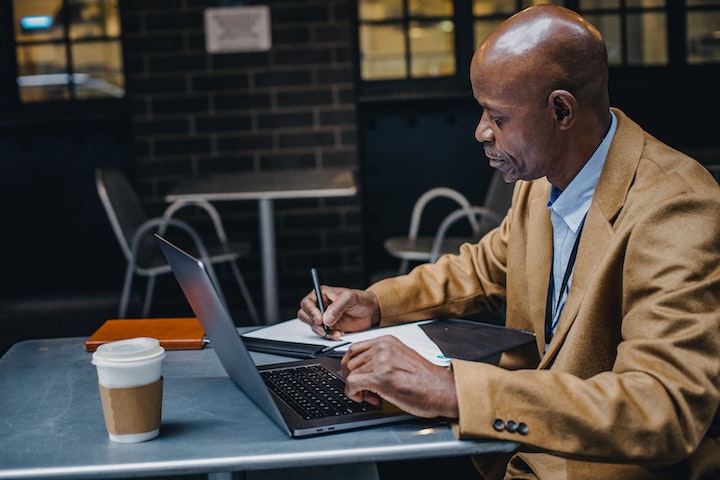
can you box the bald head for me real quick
[473,5,609,115]
[470,5,613,189]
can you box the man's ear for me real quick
[549,90,576,129]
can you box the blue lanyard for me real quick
[544,217,586,344]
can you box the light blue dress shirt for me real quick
[546,111,617,344]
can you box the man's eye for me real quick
[492,117,503,126]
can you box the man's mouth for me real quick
[484,149,503,161]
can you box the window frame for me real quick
[355,0,720,100]
[0,0,126,123]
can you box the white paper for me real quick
[243,318,451,367]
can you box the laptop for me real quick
[156,234,414,437]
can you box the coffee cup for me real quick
[91,337,166,443]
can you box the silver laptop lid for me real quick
[155,234,291,436]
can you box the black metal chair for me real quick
[384,170,514,274]
[95,167,259,323]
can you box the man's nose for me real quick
[475,113,493,143]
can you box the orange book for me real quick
[84,317,206,352]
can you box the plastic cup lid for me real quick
[92,337,165,365]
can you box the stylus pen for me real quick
[311,268,331,337]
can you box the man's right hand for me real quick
[297,286,381,339]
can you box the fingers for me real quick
[297,288,344,340]
[297,286,380,338]
[341,339,386,403]
[340,336,459,418]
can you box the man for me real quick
[298,5,720,479]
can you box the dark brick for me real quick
[274,48,333,65]
[276,89,333,107]
[278,131,335,148]
[215,92,272,111]
[273,27,312,45]
[217,134,274,152]
[155,137,212,155]
[257,112,314,129]
[272,5,329,24]
[255,70,313,87]
[126,76,187,95]
[196,114,253,133]
[123,34,185,54]
[149,55,208,73]
[316,66,354,84]
[212,52,271,69]
[153,96,210,115]
[319,108,355,126]
[259,152,317,170]
[145,11,204,31]
[192,73,250,92]
[133,118,191,136]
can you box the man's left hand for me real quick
[340,335,459,419]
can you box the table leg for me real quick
[258,198,279,324]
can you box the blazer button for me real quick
[492,418,506,432]
[517,422,529,435]
[506,420,518,433]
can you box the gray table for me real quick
[164,168,358,324]
[0,337,516,480]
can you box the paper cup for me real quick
[92,337,165,443]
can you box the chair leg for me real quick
[398,259,409,275]
[119,265,135,319]
[229,261,261,325]
[142,275,157,318]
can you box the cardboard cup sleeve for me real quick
[98,378,163,435]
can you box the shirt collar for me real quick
[547,111,617,233]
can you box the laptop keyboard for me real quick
[261,364,379,420]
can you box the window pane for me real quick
[627,12,667,65]
[580,0,620,7]
[409,21,455,77]
[584,14,622,65]
[16,44,70,102]
[687,0,720,6]
[410,0,453,17]
[625,0,665,7]
[72,40,124,98]
[359,0,403,21]
[69,0,121,40]
[473,0,514,16]
[474,19,504,45]
[14,0,64,43]
[687,10,720,64]
[360,24,407,80]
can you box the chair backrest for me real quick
[429,205,501,262]
[407,187,479,240]
[95,168,150,261]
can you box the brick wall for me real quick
[121,0,363,322]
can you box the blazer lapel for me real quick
[539,108,644,367]
[525,183,553,353]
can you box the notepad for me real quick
[84,317,206,352]
[241,318,535,367]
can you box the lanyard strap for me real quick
[544,217,586,344]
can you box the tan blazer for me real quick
[368,109,720,479]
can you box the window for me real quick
[687,0,720,64]
[9,0,123,104]
[356,0,720,93]
[358,0,456,80]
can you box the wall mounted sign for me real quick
[204,5,272,53]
